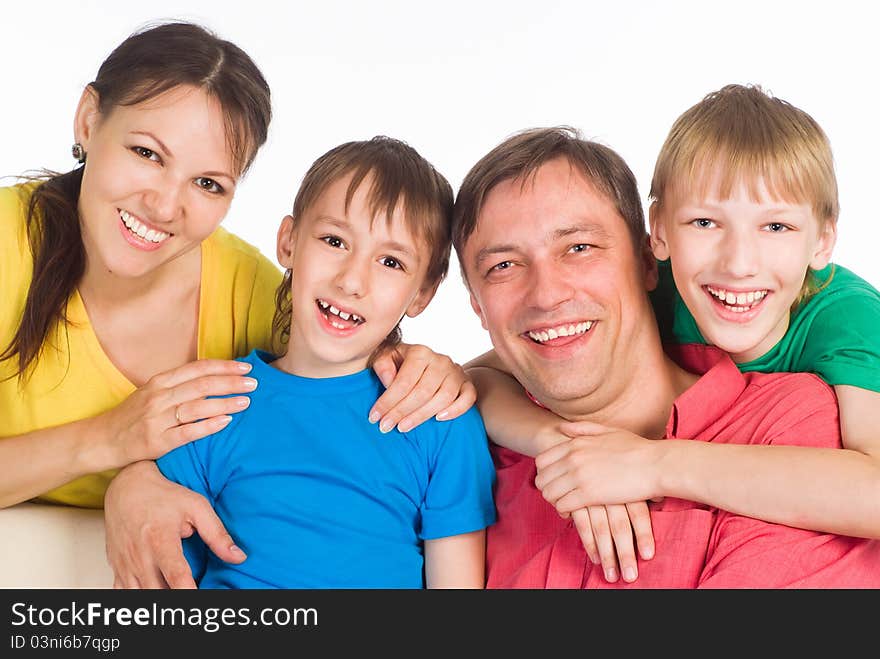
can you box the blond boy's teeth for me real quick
[528,321,593,344]
[119,210,170,244]
[706,286,767,312]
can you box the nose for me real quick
[144,178,183,224]
[523,259,574,311]
[334,254,369,298]
[719,228,760,279]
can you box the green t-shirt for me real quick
[650,260,880,393]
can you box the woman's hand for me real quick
[369,343,476,432]
[93,359,258,470]
[104,461,245,589]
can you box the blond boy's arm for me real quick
[464,350,567,457]
[424,530,486,588]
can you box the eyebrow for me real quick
[131,130,234,181]
[315,216,417,258]
[474,222,611,267]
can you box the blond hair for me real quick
[650,84,838,306]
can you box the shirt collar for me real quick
[664,344,747,439]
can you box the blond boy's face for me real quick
[650,169,836,363]
[276,173,436,378]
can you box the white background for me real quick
[2,1,877,364]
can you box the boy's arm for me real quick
[537,377,880,539]
[424,530,486,588]
[464,349,566,457]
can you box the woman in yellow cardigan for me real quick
[1,21,474,588]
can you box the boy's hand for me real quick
[369,343,476,432]
[534,421,664,510]
[570,503,655,583]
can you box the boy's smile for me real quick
[651,171,836,363]
[315,298,365,333]
[274,172,435,378]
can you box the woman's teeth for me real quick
[120,210,170,244]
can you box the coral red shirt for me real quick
[486,344,880,588]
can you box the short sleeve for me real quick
[802,292,880,392]
[156,436,222,583]
[418,407,497,540]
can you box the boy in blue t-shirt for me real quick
[157,137,496,588]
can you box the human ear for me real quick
[404,279,441,319]
[468,291,489,331]
[809,219,837,270]
[648,202,671,261]
[73,86,101,152]
[276,215,297,268]
[639,235,659,292]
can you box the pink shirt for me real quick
[486,344,880,588]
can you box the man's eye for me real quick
[491,261,512,272]
[321,236,344,248]
[380,256,403,270]
[570,243,591,253]
[195,177,223,194]
[765,222,789,233]
[692,218,716,229]
[132,146,159,161]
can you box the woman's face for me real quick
[75,84,238,280]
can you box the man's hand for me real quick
[370,343,476,432]
[571,503,655,583]
[104,461,245,589]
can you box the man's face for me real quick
[462,157,656,412]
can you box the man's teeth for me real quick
[706,286,768,312]
[528,321,593,344]
[317,299,363,323]
[120,210,170,244]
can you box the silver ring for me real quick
[175,406,183,425]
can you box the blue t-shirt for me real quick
[157,350,497,589]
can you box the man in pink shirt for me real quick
[452,127,880,588]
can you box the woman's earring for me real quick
[71,143,86,163]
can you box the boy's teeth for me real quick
[317,299,363,324]
[528,320,593,344]
[707,286,768,311]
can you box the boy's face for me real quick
[276,173,437,378]
[650,169,836,363]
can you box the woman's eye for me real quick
[321,236,344,249]
[692,218,716,229]
[195,177,223,194]
[132,146,159,162]
[380,256,403,270]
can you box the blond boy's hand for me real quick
[369,343,476,433]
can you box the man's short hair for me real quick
[452,126,647,271]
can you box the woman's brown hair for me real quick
[2,21,272,379]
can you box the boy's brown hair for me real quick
[649,84,838,305]
[273,136,453,351]
[452,126,647,282]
